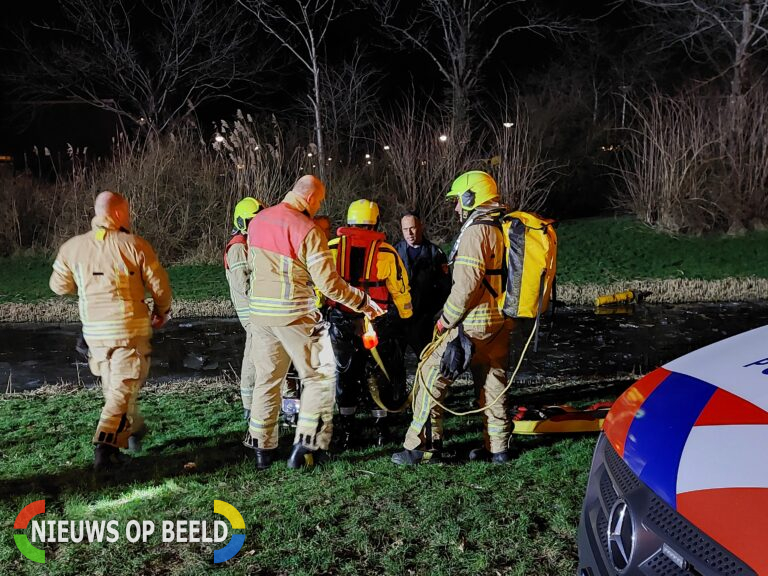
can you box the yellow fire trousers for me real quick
[240,327,300,410]
[404,321,513,453]
[89,339,151,448]
[246,314,336,450]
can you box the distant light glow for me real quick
[366,160,372,165]
[365,153,371,159]
[307,152,313,157]
[439,134,448,142]
[503,122,514,128]
[383,145,390,151]
[214,135,225,143]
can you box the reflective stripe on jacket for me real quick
[328,226,413,318]
[440,206,506,333]
[49,215,172,345]
[247,192,368,326]
[224,233,250,326]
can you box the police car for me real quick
[577,325,768,575]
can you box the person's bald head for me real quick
[94,191,130,230]
[291,175,325,217]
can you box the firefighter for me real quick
[392,171,514,465]
[50,191,171,470]
[224,197,264,420]
[327,200,413,448]
[245,175,383,469]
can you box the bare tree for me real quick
[481,100,565,214]
[613,90,721,234]
[368,0,576,131]
[9,0,266,133]
[376,99,475,241]
[634,0,768,99]
[321,43,381,165]
[238,0,343,180]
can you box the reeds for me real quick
[614,82,768,234]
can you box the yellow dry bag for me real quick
[497,211,557,319]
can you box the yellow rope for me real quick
[410,316,538,417]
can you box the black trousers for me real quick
[328,309,406,415]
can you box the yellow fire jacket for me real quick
[247,192,369,326]
[440,205,506,333]
[49,215,172,345]
[328,234,413,319]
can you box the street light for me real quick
[383,145,390,151]
[365,153,371,159]
[214,135,225,143]
[503,122,514,128]
[439,134,448,142]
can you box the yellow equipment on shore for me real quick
[595,290,636,307]
[511,403,612,435]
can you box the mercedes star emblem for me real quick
[607,499,636,572]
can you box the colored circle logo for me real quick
[14,500,46,564]
[212,500,245,563]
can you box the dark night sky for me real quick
[0,0,727,167]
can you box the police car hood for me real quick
[603,325,768,572]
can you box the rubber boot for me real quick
[391,448,441,466]
[287,443,329,470]
[127,424,149,453]
[468,447,514,464]
[94,444,128,471]
[335,413,357,451]
[250,448,275,470]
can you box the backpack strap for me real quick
[471,213,507,299]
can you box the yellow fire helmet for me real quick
[347,199,380,226]
[233,197,263,233]
[447,170,499,212]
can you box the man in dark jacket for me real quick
[394,211,451,357]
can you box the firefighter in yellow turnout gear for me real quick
[393,171,515,465]
[224,197,264,418]
[245,176,383,470]
[49,191,172,470]
[327,200,413,447]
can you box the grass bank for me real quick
[1,216,767,318]
[1,379,596,575]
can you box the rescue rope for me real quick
[365,345,415,414]
[410,314,538,417]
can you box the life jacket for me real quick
[330,227,391,313]
[223,232,247,270]
[474,211,557,320]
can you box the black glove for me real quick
[439,326,474,380]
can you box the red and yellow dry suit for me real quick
[403,205,513,454]
[50,215,171,448]
[245,192,371,450]
[327,227,412,424]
